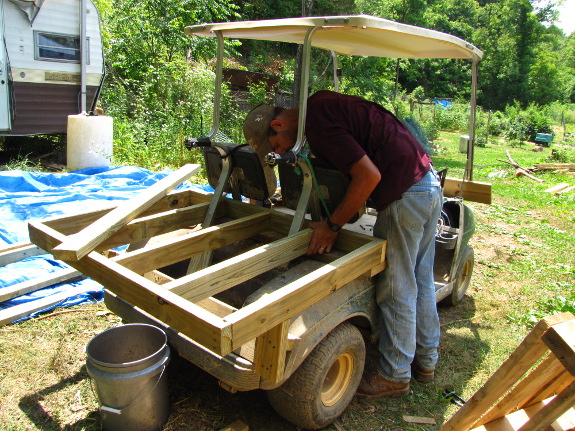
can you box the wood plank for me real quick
[542,319,575,376]
[164,229,313,303]
[443,177,492,204]
[0,289,80,326]
[96,202,216,251]
[253,320,289,383]
[28,220,231,354]
[478,354,565,426]
[519,382,575,431]
[442,313,575,431]
[0,242,45,266]
[0,267,83,302]
[112,212,271,273]
[41,189,211,236]
[472,398,575,431]
[52,164,201,261]
[224,239,385,351]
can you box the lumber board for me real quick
[97,202,219,251]
[0,242,46,266]
[52,164,201,261]
[442,312,575,431]
[542,319,575,376]
[224,238,385,350]
[141,271,236,318]
[443,177,492,204]
[254,320,290,383]
[0,288,80,326]
[40,189,211,236]
[28,220,232,354]
[545,183,570,194]
[225,199,378,254]
[478,354,565,426]
[471,397,575,431]
[519,382,575,431]
[165,229,313,302]
[112,212,271,273]
[0,267,83,302]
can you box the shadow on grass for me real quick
[18,365,100,431]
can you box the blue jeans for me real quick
[373,168,443,383]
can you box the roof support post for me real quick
[208,30,224,140]
[465,55,480,182]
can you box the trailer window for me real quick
[35,32,88,63]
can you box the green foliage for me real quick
[502,103,552,142]
[506,285,575,328]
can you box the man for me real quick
[243,90,443,398]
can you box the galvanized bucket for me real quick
[86,323,171,431]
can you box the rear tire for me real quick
[443,245,474,306]
[267,322,365,430]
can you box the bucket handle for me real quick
[93,355,169,416]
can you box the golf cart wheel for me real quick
[443,245,474,306]
[267,322,365,430]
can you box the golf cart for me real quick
[29,15,491,431]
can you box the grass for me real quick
[1,131,575,430]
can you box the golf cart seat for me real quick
[278,158,360,223]
[203,142,271,202]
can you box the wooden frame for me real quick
[441,312,575,431]
[28,188,385,383]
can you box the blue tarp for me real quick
[0,166,211,323]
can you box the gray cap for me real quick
[243,103,275,164]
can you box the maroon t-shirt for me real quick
[305,90,431,211]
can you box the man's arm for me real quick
[307,155,381,255]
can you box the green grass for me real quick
[1,129,574,431]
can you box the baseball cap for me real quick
[243,103,275,164]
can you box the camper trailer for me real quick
[0,0,104,135]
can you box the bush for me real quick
[503,103,552,143]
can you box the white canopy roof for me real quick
[185,15,483,60]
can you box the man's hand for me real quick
[307,219,338,255]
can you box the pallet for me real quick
[441,312,575,431]
[28,179,385,383]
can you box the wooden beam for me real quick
[254,320,289,383]
[52,164,201,261]
[0,267,83,302]
[165,229,313,303]
[518,382,575,431]
[28,220,231,354]
[96,202,217,251]
[0,242,45,266]
[142,271,236,318]
[40,189,211,236]
[0,288,80,326]
[224,238,385,351]
[112,212,271,273]
[443,177,492,204]
[477,354,566,426]
[542,319,575,376]
[443,313,575,431]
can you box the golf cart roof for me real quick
[185,15,483,60]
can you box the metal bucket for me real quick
[86,324,171,431]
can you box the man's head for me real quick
[243,104,298,161]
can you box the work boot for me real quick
[356,372,410,399]
[412,363,435,383]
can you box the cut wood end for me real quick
[51,246,82,262]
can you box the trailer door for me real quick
[0,0,11,131]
